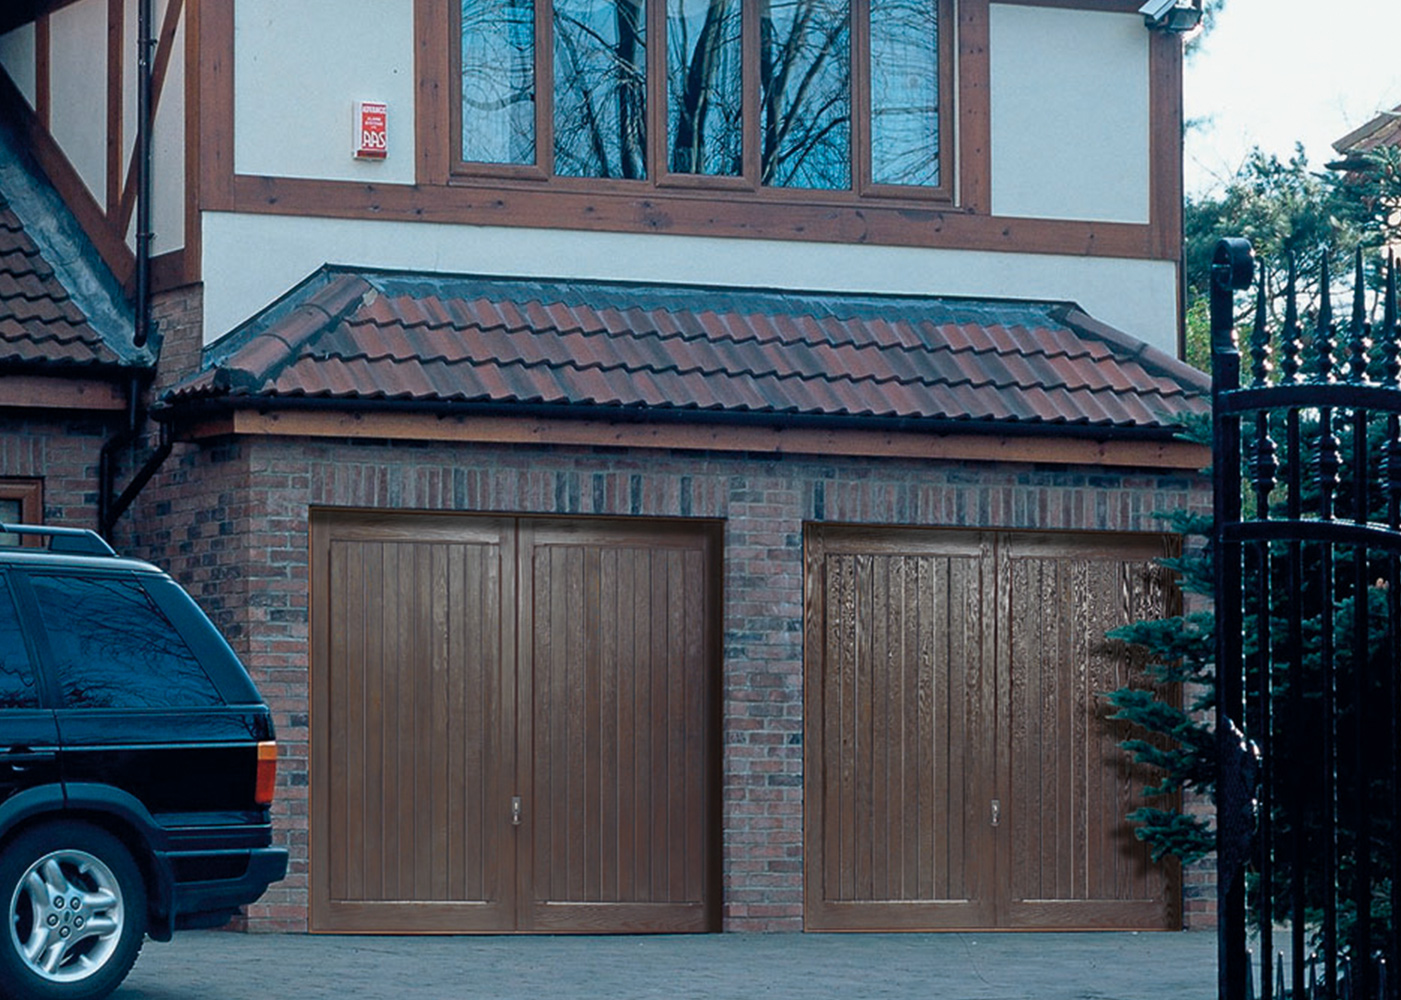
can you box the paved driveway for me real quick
[116,930,1215,1000]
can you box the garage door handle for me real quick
[511,796,522,826]
[990,799,1000,827]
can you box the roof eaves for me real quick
[1333,105,1401,157]
[168,390,1193,442]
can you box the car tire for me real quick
[0,822,147,1000]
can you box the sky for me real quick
[1182,0,1401,197]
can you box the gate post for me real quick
[1211,237,1254,1000]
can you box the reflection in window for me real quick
[760,0,850,190]
[554,0,647,179]
[461,0,537,165]
[871,0,939,187]
[0,580,38,708]
[33,575,223,709]
[667,0,742,176]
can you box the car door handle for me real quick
[4,746,57,771]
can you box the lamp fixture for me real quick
[1138,0,1204,33]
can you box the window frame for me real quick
[446,0,957,206]
[0,480,43,540]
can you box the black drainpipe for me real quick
[133,0,153,350]
[99,0,163,541]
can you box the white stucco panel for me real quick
[202,213,1181,358]
[152,13,186,254]
[0,24,37,108]
[234,0,416,184]
[50,0,110,205]
[124,0,185,255]
[989,6,1151,224]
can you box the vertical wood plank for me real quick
[599,547,619,901]
[616,548,638,902]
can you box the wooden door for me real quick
[519,521,716,932]
[997,532,1179,929]
[805,526,1178,931]
[804,528,997,930]
[310,512,718,933]
[310,514,515,931]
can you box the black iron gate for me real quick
[1213,237,1401,999]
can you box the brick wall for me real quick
[127,433,1211,933]
[149,284,205,394]
[0,412,120,527]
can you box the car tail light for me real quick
[255,741,278,806]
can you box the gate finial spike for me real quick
[1349,247,1369,382]
[1250,266,1272,386]
[1283,255,1302,382]
[1316,249,1335,382]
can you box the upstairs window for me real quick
[453,0,952,200]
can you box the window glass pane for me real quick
[871,0,940,187]
[32,575,223,709]
[0,500,19,547]
[553,0,647,180]
[760,0,850,190]
[461,0,537,165]
[666,0,742,176]
[0,580,38,708]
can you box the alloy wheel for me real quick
[8,849,125,984]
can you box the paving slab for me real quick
[115,930,1216,1000]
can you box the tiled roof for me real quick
[0,109,141,374]
[168,268,1208,435]
[1334,104,1401,158]
[0,196,126,370]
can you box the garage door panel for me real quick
[807,527,1178,932]
[806,530,996,929]
[312,516,515,931]
[525,529,713,928]
[1001,535,1177,929]
[315,514,716,934]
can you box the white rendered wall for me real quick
[50,0,110,205]
[202,213,1181,357]
[988,5,1151,224]
[150,14,185,255]
[123,0,185,255]
[234,0,416,184]
[0,24,36,107]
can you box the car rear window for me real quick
[0,577,39,708]
[31,574,225,709]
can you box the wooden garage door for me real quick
[310,512,719,933]
[805,526,1179,931]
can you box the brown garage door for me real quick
[804,526,1179,931]
[310,512,720,933]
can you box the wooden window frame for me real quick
[0,480,43,537]
[199,0,1179,261]
[441,0,957,207]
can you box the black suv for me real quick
[0,525,287,1000]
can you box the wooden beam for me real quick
[178,408,1211,470]
[0,375,128,410]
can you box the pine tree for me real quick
[1102,457,1217,865]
